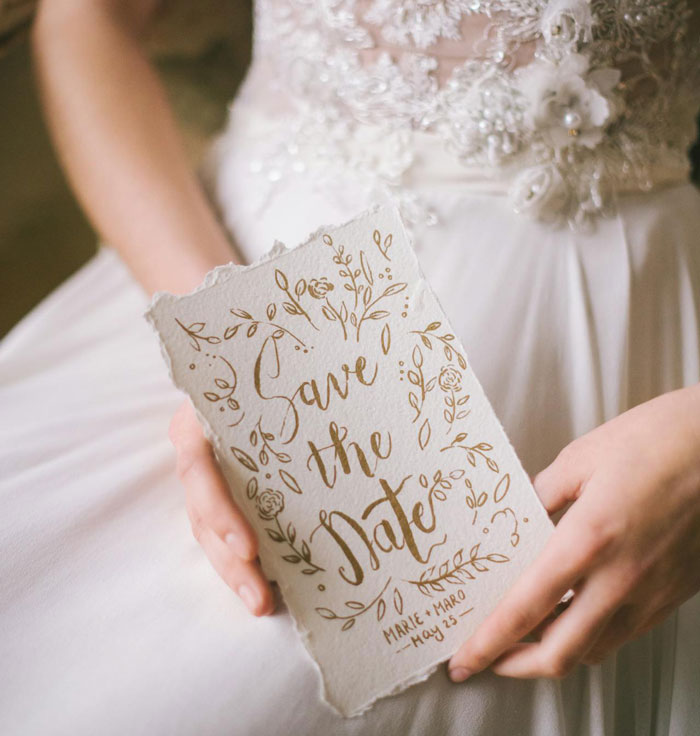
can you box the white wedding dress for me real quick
[1,1,699,734]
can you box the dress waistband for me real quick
[220,102,692,228]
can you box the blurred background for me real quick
[0,0,698,338]
[0,0,251,336]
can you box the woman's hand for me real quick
[448,384,700,682]
[169,401,276,616]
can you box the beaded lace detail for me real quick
[230,0,700,229]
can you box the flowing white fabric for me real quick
[2,0,700,731]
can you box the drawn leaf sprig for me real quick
[175,318,221,352]
[440,432,500,473]
[372,229,393,261]
[315,577,392,631]
[406,544,510,597]
[266,517,324,575]
[411,321,467,369]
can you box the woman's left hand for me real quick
[448,384,700,682]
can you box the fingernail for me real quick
[225,531,251,560]
[238,584,260,613]
[449,666,472,683]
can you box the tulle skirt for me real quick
[1,106,699,734]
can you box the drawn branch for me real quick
[440,432,500,473]
[175,318,221,352]
[406,344,437,424]
[315,577,392,631]
[266,516,325,575]
[464,477,488,524]
[411,321,467,369]
[320,296,349,341]
[201,356,245,427]
[372,229,393,261]
[323,233,363,310]
[250,418,292,467]
[355,281,407,341]
[274,269,318,330]
[225,308,306,347]
[406,544,510,597]
[417,468,465,504]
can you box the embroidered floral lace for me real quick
[230,0,700,229]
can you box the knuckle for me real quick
[505,606,532,638]
[557,440,583,467]
[542,651,575,679]
[579,514,620,562]
[466,640,493,670]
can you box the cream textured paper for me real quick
[146,206,553,716]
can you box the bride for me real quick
[2,0,698,733]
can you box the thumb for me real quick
[532,443,588,516]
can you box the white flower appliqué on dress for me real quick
[517,53,621,151]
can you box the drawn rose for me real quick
[438,365,462,393]
[308,277,334,299]
[256,489,285,520]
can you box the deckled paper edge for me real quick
[143,205,554,718]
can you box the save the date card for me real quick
[146,206,553,716]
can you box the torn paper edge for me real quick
[144,204,553,717]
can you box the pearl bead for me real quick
[563,109,582,129]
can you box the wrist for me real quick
[137,233,240,296]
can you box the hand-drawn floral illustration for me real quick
[438,365,462,392]
[175,318,221,351]
[274,268,318,330]
[250,418,292,466]
[225,308,305,347]
[308,277,335,299]
[490,506,521,547]
[464,477,488,524]
[407,345,437,420]
[256,489,285,520]
[245,476,322,573]
[441,432,500,472]
[372,228,393,261]
[202,356,246,427]
[411,321,467,369]
[407,544,510,597]
[438,364,470,431]
[315,577,392,631]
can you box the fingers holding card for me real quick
[146,206,553,716]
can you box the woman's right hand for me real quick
[169,401,276,616]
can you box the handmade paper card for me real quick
[146,206,553,716]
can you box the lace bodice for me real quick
[228,0,700,229]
